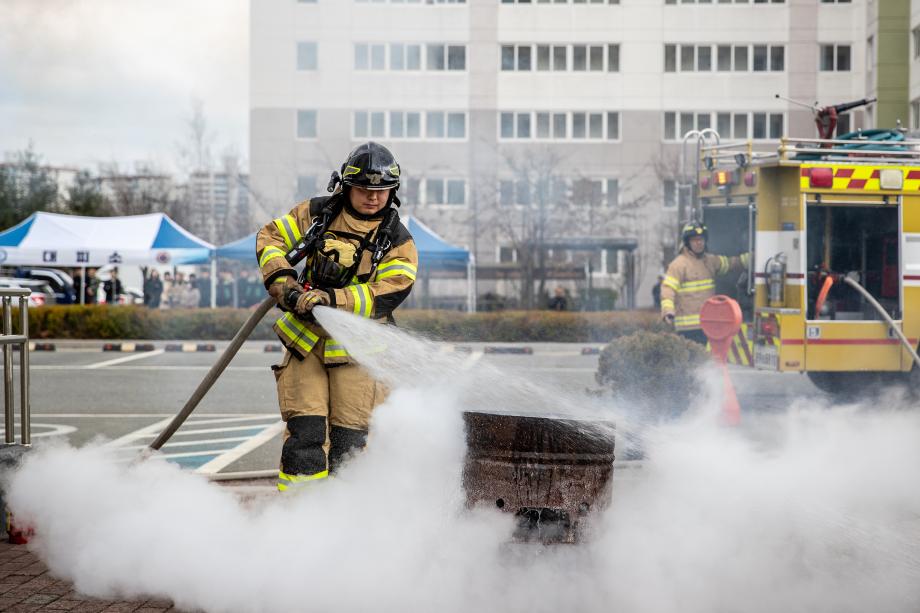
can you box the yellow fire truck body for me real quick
[698,137,920,386]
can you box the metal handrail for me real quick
[0,289,30,446]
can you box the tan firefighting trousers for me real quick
[273,344,387,492]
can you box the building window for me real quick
[498,246,516,263]
[733,45,748,71]
[770,45,784,71]
[499,180,515,206]
[296,176,316,201]
[820,44,851,71]
[390,43,422,70]
[426,111,446,138]
[426,44,465,70]
[666,43,783,72]
[447,113,466,138]
[447,179,466,204]
[296,110,317,138]
[390,111,422,138]
[401,178,420,204]
[509,44,617,71]
[503,0,619,4]
[297,42,317,70]
[606,179,619,208]
[912,100,920,130]
[425,178,466,205]
[608,44,620,71]
[353,111,386,138]
[448,45,466,70]
[499,111,615,140]
[501,46,515,70]
[663,110,780,140]
[663,180,677,209]
[355,43,386,70]
[667,0,784,3]
[553,112,567,138]
[913,28,920,60]
[607,112,620,140]
[605,249,619,274]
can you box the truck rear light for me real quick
[700,176,711,189]
[715,170,733,186]
[744,172,756,187]
[809,167,834,188]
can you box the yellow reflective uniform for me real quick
[256,196,418,490]
[660,247,748,332]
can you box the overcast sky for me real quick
[0,0,248,174]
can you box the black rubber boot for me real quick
[328,426,368,473]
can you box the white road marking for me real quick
[104,416,174,448]
[103,415,281,473]
[33,413,262,418]
[195,420,284,475]
[84,349,165,369]
[0,423,76,438]
[183,415,280,426]
[114,436,257,451]
[27,365,267,372]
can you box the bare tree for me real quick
[486,147,577,309]
[175,98,215,176]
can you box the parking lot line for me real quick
[195,420,284,475]
[85,349,166,369]
[103,414,282,472]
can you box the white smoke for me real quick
[6,307,920,612]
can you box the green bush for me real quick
[595,330,708,419]
[10,305,664,342]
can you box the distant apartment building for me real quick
[186,169,252,245]
[250,0,871,308]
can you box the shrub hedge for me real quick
[595,330,708,418]
[12,305,665,342]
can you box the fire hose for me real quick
[147,296,275,451]
[816,274,920,371]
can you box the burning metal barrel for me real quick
[462,411,615,544]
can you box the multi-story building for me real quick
[186,169,253,245]
[250,0,870,308]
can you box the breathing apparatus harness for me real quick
[281,173,402,310]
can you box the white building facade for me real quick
[250,0,868,308]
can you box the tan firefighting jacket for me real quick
[256,195,418,364]
[660,247,749,331]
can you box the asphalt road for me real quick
[8,341,829,476]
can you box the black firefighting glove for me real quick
[662,312,675,326]
[292,289,330,315]
[268,277,300,304]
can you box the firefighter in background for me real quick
[660,221,749,344]
[257,142,418,492]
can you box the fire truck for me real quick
[694,105,920,394]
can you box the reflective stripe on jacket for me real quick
[660,247,748,331]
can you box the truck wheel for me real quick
[806,372,883,397]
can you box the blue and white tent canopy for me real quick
[0,212,214,267]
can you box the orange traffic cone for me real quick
[700,296,743,426]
